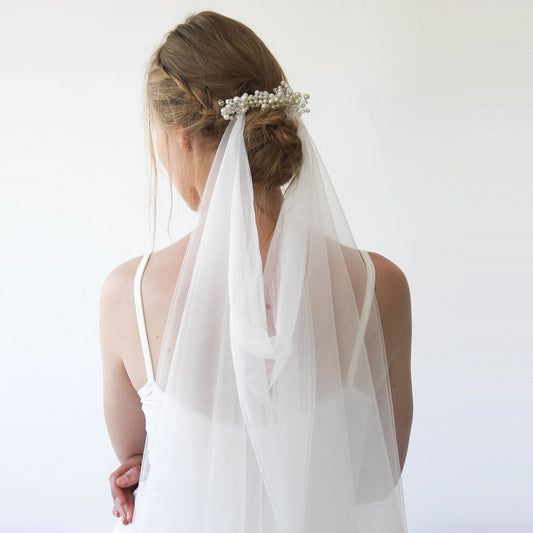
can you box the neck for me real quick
[192,148,283,269]
[254,186,283,270]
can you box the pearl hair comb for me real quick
[218,81,310,120]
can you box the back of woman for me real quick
[100,11,412,533]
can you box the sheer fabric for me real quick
[132,113,408,532]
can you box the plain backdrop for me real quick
[0,1,531,531]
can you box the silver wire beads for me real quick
[218,81,310,120]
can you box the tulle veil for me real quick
[132,112,408,532]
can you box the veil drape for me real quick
[133,113,408,532]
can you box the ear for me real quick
[174,129,193,151]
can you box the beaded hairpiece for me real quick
[218,81,310,120]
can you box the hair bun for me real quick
[244,109,303,191]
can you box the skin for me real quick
[101,125,413,524]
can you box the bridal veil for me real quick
[132,110,408,532]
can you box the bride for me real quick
[100,10,413,532]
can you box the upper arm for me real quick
[99,259,147,463]
[369,252,413,472]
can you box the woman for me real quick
[100,11,413,532]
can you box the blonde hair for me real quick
[143,11,303,241]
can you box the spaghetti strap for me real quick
[346,250,376,387]
[360,249,376,300]
[134,253,155,384]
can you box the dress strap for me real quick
[133,253,155,384]
[346,250,376,387]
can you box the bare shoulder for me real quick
[338,245,410,300]
[101,232,190,313]
[100,255,143,306]
[99,233,192,375]
[365,251,412,367]
[365,251,410,301]
[99,233,191,325]
[99,254,145,318]
[99,255,145,361]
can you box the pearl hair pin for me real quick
[218,81,310,120]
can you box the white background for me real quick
[0,1,531,531]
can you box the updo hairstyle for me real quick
[143,11,303,217]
